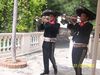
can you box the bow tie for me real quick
[79,22,85,27]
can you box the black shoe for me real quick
[40,72,49,75]
[53,65,57,75]
[54,68,57,75]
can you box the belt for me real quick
[73,43,87,48]
[44,37,57,42]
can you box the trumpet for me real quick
[63,15,81,23]
[65,16,78,20]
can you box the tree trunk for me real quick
[92,0,100,75]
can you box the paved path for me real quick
[0,40,100,75]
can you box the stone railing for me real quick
[0,32,43,58]
[88,35,100,60]
[1,32,100,60]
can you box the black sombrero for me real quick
[42,9,62,17]
[76,6,96,20]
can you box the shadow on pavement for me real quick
[56,39,69,48]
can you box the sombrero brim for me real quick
[42,9,62,16]
[76,6,96,20]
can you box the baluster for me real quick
[1,39,3,52]
[32,35,34,45]
[31,36,32,45]
[37,35,39,46]
[31,35,33,46]
[3,37,6,52]
[33,36,35,46]
[16,38,18,48]
[9,38,11,50]
[17,38,19,47]
[36,36,38,43]
[0,39,1,52]
[5,39,8,51]
[35,36,37,46]
[34,36,35,46]
[7,37,10,51]
[36,35,38,46]
[17,36,21,48]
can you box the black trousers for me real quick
[42,41,57,73]
[72,47,87,75]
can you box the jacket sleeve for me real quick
[67,23,74,30]
[79,23,93,36]
[67,23,78,36]
[56,23,60,34]
[38,24,45,31]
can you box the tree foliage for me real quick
[47,0,98,15]
[0,0,13,32]
[0,0,98,32]
[0,0,47,32]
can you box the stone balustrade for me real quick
[0,32,43,58]
[0,32,100,60]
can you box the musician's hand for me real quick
[70,16,77,24]
[70,16,77,20]
[41,16,49,24]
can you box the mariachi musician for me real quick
[40,10,60,75]
[67,6,96,75]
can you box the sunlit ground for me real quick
[0,40,100,75]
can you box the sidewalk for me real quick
[0,40,100,75]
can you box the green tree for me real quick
[17,0,47,32]
[0,0,47,32]
[0,0,98,32]
[0,0,13,32]
[47,0,97,15]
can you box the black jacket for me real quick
[40,22,60,38]
[68,22,93,44]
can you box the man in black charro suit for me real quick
[40,10,60,75]
[68,6,96,75]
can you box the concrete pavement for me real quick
[0,40,100,75]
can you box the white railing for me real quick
[88,35,100,60]
[0,32,43,58]
[1,32,100,60]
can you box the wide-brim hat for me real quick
[42,9,62,17]
[76,6,96,20]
